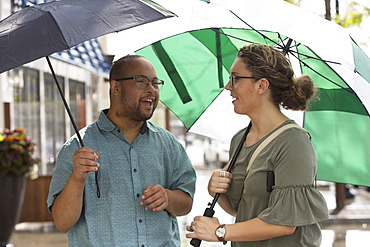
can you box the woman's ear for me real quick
[257,78,270,94]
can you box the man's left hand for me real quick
[140,184,168,212]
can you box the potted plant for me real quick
[0,128,40,247]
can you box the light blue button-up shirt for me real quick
[47,110,196,247]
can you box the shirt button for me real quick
[133,169,137,172]
[139,219,143,223]
[141,245,144,247]
[117,129,120,133]
[136,193,140,197]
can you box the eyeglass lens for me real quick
[229,75,235,87]
[135,76,163,91]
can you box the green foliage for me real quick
[335,1,369,28]
[284,0,299,6]
[0,129,41,177]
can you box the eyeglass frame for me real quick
[113,75,164,91]
[229,75,258,87]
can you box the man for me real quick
[47,55,196,246]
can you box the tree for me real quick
[287,0,369,26]
[325,0,331,20]
[324,0,369,48]
[334,1,370,27]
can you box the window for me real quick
[11,0,25,13]
[44,73,66,173]
[12,0,47,13]
[13,68,41,159]
[69,79,86,131]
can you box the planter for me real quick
[0,175,26,247]
[19,175,53,222]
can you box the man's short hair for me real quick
[109,55,144,81]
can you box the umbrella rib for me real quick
[282,38,293,55]
[212,29,353,93]
[228,11,342,66]
[288,49,341,65]
[228,10,281,47]
[210,29,336,66]
[287,51,355,94]
[276,33,288,51]
[210,14,352,93]
[211,28,282,49]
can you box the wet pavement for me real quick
[9,164,370,247]
[318,184,370,247]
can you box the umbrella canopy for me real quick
[0,0,176,198]
[110,0,370,187]
[0,0,175,74]
[0,0,176,141]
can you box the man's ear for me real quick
[257,78,270,94]
[110,80,120,95]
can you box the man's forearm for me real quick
[165,189,193,216]
[52,175,85,233]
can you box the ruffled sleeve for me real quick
[258,184,329,226]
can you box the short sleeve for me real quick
[46,141,78,212]
[258,184,329,226]
[167,135,196,199]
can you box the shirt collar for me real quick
[98,109,148,134]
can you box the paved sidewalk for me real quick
[318,183,370,225]
[10,180,370,247]
[317,183,370,247]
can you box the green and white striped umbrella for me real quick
[112,0,370,186]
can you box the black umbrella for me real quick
[0,0,175,74]
[0,0,176,141]
[0,0,176,198]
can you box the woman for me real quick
[186,44,328,246]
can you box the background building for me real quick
[0,0,115,175]
[1,0,171,175]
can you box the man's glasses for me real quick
[114,75,164,91]
[229,75,257,87]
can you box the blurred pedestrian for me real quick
[47,55,196,246]
[186,44,328,246]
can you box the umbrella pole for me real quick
[45,56,84,147]
[46,56,101,198]
[190,123,251,247]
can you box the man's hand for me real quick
[52,147,100,233]
[71,147,100,181]
[140,184,168,212]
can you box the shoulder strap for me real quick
[245,124,309,175]
[225,123,251,173]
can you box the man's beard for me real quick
[116,93,156,122]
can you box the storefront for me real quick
[0,0,112,223]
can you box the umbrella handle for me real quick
[190,207,215,247]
